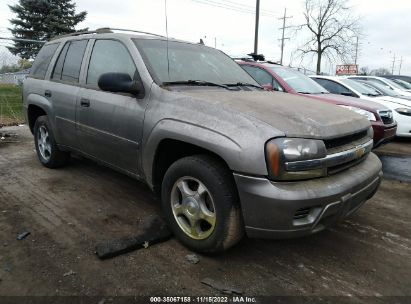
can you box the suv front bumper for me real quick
[234,152,382,239]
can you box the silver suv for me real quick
[23,29,382,252]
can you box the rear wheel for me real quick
[34,115,70,168]
[161,155,244,253]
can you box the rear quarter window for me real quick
[30,43,59,79]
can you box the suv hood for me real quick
[180,89,370,139]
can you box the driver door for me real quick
[76,39,147,175]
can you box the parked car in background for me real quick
[390,78,411,92]
[347,76,411,97]
[311,76,411,138]
[353,80,411,101]
[381,75,411,85]
[23,29,383,252]
[238,61,396,147]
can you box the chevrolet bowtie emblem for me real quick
[355,147,366,158]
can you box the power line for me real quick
[192,0,276,17]
[0,37,45,44]
[218,0,276,14]
[278,8,293,65]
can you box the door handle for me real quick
[45,90,52,98]
[80,98,90,107]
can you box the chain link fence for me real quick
[0,43,25,127]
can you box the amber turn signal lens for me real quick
[266,141,280,177]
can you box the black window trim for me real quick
[83,38,144,98]
[49,39,89,87]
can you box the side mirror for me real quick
[98,73,143,96]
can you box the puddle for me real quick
[379,155,411,183]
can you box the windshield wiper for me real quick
[162,80,233,90]
[364,93,380,97]
[224,82,264,89]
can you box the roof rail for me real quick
[50,27,167,41]
[97,28,167,38]
[50,28,112,40]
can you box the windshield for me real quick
[133,39,258,86]
[393,79,411,89]
[340,79,381,96]
[360,81,397,96]
[270,66,328,94]
[380,78,406,90]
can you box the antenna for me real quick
[165,0,170,80]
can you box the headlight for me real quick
[265,138,327,181]
[338,105,377,121]
[396,108,411,116]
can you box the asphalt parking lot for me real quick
[0,125,410,300]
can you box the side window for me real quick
[242,66,273,86]
[30,43,59,79]
[314,79,350,95]
[60,40,88,83]
[52,43,70,80]
[87,40,136,86]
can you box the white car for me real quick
[347,76,411,97]
[310,75,411,137]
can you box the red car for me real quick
[238,61,397,147]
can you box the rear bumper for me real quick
[234,153,382,239]
[372,121,397,147]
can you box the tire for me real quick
[33,115,70,168]
[161,155,244,253]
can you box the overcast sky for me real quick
[0,0,410,75]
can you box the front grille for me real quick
[327,157,364,175]
[378,110,394,124]
[324,130,368,150]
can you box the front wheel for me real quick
[161,155,244,253]
[34,115,70,168]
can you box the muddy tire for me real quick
[161,155,244,253]
[34,115,70,168]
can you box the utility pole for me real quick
[278,8,293,65]
[391,54,396,75]
[354,36,359,65]
[398,56,403,75]
[253,0,260,54]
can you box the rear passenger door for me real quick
[48,39,88,148]
[76,39,147,175]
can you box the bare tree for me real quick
[359,66,369,75]
[370,68,391,76]
[298,0,360,74]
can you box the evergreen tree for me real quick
[8,0,87,59]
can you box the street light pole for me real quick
[253,0,260,54]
